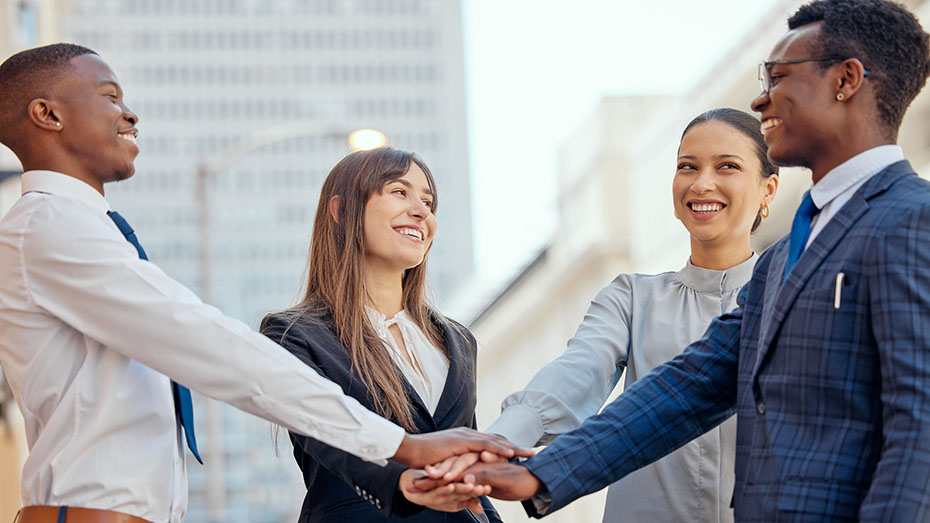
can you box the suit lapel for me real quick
[400,318,470,431]
[751,161,914,380]
[430,321,470,428]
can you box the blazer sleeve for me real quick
[486,275,633,448]
[260,315,423,519]
[521,283,744,517]
[859,204,930,520]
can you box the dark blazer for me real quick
[261,311,502,523]
[521,161,930,521]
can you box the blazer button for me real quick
[756,402,766,415]
[355,486,362,496]
[375,499,382,509]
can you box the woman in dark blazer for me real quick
[261,147,501,523]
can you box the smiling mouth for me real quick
[118,131,137,145]
[395,227,423,241]
[760,118,782,135]
[688,202,725,214]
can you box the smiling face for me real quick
[751,23,842,175]
[56,53,139,189]
[362,163,437,276]
[674,121,776,248]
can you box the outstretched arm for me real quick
[519,301,744,516]
[487,277,633,448]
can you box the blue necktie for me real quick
[783,191,820,280]
[107,210,203,464]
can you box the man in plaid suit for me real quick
[414,0,930,520]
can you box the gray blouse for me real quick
[487,255,757,523]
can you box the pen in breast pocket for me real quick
[834,272,845,310]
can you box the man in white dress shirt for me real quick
[0,44,523,523]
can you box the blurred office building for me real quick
[61,1,473,521]
[463,0,930,521]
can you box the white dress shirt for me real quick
[807,145,904,246]
[0,171,404,522]
[367,308,449,415]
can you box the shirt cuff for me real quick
[356,414,406,465]
[486,404,545,449]
[523,487,552,517]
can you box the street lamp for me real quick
[193,123,383,521]
[348,129,387,151]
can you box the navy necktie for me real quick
[784,191,820,280]
[107,210,203,464]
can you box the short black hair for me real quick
[788,0,930,136]
[681,108,778,233]
[0,43,97,151]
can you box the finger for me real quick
[425,455,458,479]
[466,497,485,514]
[410,476,445,493]
[442,453,480,481]
[480,450,508,463]
[462,431,519,457]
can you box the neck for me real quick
[809,117,895,184]
[363,262,405,317]
[21,155,105,195]
[689,237,753,271]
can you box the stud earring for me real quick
[760,204,770,219]
[836,93,845,101]
[55,122,61,127]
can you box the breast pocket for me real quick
[793,279,863,346]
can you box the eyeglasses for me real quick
[758,56,870,93]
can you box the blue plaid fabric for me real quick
[523,161,930,522]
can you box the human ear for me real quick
[761,173,779,207]
[834,58,868,101]
[328,195,341,224]
[27,99,62,131]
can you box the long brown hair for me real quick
[267,147,443,431]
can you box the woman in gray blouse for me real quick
[487,108,779,522]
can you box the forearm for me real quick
[523,311,741,514]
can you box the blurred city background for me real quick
[1,1,928,522]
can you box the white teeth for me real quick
[760,118,782,135]
[396,227,422,240]
[691,203,723,213]
[119,133,136,144]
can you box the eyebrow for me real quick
[390,178,434,196]
[97,80,123,94]
[678,154,746,161]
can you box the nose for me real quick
[750,90,769,114]
[408,199,429,219]
[123,103,139,126]
[692,167,716,193]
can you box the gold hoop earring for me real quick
[836,92,845,101]
[760,204,770,219]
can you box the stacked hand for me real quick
[395,436,543,514]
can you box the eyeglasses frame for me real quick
[758,56,870,94]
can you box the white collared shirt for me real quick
[0,171,404,523]
[807,145,904,246]
[366,308,449,415]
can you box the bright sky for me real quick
[462,0,780,278]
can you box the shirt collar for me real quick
[678,253,757,294]
[809,145,904,209]
[21,170,110,214]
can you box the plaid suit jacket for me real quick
[523,161,930,522]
